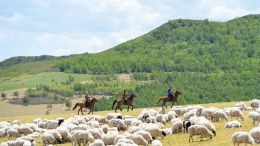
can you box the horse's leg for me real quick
[176,101,180,106]
[77,108,80,115]
[81,108,84,115]
[171,101,174,108]
[88,108,91,114]
[127,105,129,112]
[115,106,118,113]
[118,106,122,112]
[131,105,133,111]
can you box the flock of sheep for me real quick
[1,99,260,146]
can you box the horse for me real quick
[156,90,182,108]
[112,93,137,113]
[72,97,98,115]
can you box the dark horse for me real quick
[112,93,137,112]
[156,90,182,108]
[72,97,98,115]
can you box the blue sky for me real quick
[1,0,260,62]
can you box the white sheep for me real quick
[6,140,16,146]
[101,124,109,134]
[170,118,182,125]
[45,119,64,129]
[101,132,118,145]
[225,120,242,128]
[17,126,33,136]
[41,133,56,146]
[232,131,254,146]
[0,142,8,146]
[235,102,247,111]
[152,139,162,146]
[128,126,142,134]
[134,130,153,143]
[188,125,212,142]
[56,127,71,142]
[44,129,62,143]
[197,118,216,136]
[7,128,21,139]
[183,111,196,121]
[108,119,127,131]
[87,129,103,139]
[12,120,21,126]
[171,120,183,134]
[89,139,105,146]
[250,99,260,110]
[117,138,136,145]
[158,108,166,114]
[249,127,260,143]
[170,107,182,116]
[143,124,166,140]
[155,114,168,124]
[131,119,143,126]
[230,108,244,121]
[124,133,149,146]
[212,110,228,122]
[248,111,260,126]
[124,118,134,127]
[167,111,178,121]
[14,139,35,146]
[201,108,216,120]
[33,118,42,124]
[71,130,94,146]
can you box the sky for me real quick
[0,0,260,62]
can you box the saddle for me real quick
[85,100,90,106]
[124,99,128,105]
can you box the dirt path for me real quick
[117,74,131,82]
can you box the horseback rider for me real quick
[85,92,91,106]
[121,90,128,104]
[167,86,174,101]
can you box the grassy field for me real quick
[0,72,92,92]
[0,100,255,146]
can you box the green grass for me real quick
[0,100,254,146]
[0,72,92,92]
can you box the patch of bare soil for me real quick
[3,88,27,99]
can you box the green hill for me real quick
[1,14,260,111]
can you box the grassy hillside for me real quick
[0,100,254,146]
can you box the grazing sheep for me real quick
[101,124,109,134]
[56,127,71,142]
[89,139,105,146]
[6,140,16,146]
[167,111,178,121]
[212,110,228,122]
[108,119,127,131]
[33,118,42,124]
[249,127,260,143]
[124,133,149,146]
[128,126,142,134]
[44,129,62,143]
[131,119,143,126]
[17,126,33,136]
[0,142,8,146]
[171,120,183,134]
[41,133,56,146]
[13,120,21,126]
[183,111,196,121]
[7,128,21,139]
[117,138,136,145]
[248,111,260,126]
[152,139,162,146]
[170,107,182,116]
[101,132,117,145]
[134,130,153,143]
[235,102,247,111]
[124,118,134,127]
[188,125,212,142]
[143,124,166,140]
[183,120,192,133]
[230,108,244,121]
[197,118,216,136]
[232,132,254,146]
[225,120,242,128]
[71,130,94,146]
[201,108,216,120]
[87,129,103,139]
[158,108,166,114]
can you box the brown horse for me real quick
[112,93,137,112]
[156,90,182,108]
[72,97,98,115]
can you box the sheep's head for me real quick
[160,131,166,139]
[212,130,216,136]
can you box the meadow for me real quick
[0,100,255,146]
[0,72,92,92]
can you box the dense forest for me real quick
[1,14,260,111]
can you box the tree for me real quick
[54,95,58,101]
[47,104,52,111]
[1,93,6,100]
[60,98,65,106]
[65,99,72,109]
[23,96,30,106]
[13,91,19,98]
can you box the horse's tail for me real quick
[72,103,79,110]
[156,98,162,105]
[112,100,117,109]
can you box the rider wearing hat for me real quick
[121,90,128,104]
[85,92,91,106]
[167,86,174,100]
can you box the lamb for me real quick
[249,127,260,143]
[171,120,183,134]
[212,110,228,122]
[230,108,244,121]
[197,118,216,136]
[134,130,153,143]
[152,139,162,146]
[225,120,242,128]
[89,139,105,146]
[17,126,33,136]
[143,124,166,140]
[188,125,212,142]
[71,130,94,146]
[232,132,254,146]
[7,128,21,139]
[41,133,56,146]
[124,133,149,146]
[101,132,118,145]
